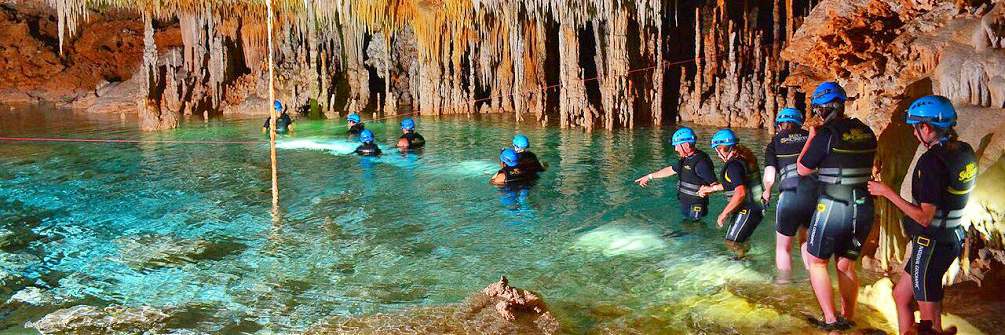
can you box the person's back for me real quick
[492,148,539,185]
[516,150,545,174]
[397,118,425,150]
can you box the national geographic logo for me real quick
[959,162,977,182]
[842,128,873,143]
[779,134,808,144]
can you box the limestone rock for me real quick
[26,305,172,335]
[6,286,62,307]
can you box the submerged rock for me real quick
[306,277,559,335]
[115,234,244,270]
[6,287,61,307]
[26,305,172,335]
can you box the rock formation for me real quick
[26,305,172,334]
[2,0,818,131]
[783,0,1005,280]
[305,276,559,334]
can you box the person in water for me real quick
[868,96,973,335]
[797,81,878,331]
[262,100,294,134]
[511,134,546,173]
[697,129,764,259]
[397,118,426,150]
[347,113,365,135]
[491,148,539,185]
[762,107,819,283]
[635,128,718,222]
[353,129,381,156]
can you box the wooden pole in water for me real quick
[266,0,279,213]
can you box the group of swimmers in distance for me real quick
[635,81,974,334]
[262,81,973,334]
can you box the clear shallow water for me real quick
[0,107,901,334]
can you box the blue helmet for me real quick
[359,129,374,143]
[710,129,738,148]
[775,107,804,126]
[500,148,519,167]
[401,118,416,130]
[907,95,956,129]
[670,127,697,146]
[347,113,361,123]
[273,100,283,112]
[512,134,530,149]
[811,81,847,105]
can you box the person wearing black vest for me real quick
[797,81,878,331]
[635,127,718,222]
[353,129,381,157]
[491,148,539,185]
[696,129,764,259]
[262,100,294,134]
[868,96,973,335]
[347,113,365,136]
[763,107,819,283]
[512,134,547,174]
[397,118,426,151]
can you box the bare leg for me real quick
[836,257,859,320]
[807,254,837,323]
[893,270,916,335]
[776,232,794,283]
[726,240,747,259]
[800,241,812,271]
[918,301,944,332]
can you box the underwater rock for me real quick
[114,234,210,269]
[306,277,558,334]
[26,305,172,335]
[6,287,61,307]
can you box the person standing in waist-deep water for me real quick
[353,129,381,157]
[868,96,974,335]
[634,128,718,222]
[797,81,878,331]
[397,118,426,150]
[262,100,294,134]
[763,107,819,284]
[491,148,540,185]
[511,134,547,174]
[697,129,764,259]
[346,113,365,136]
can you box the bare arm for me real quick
[868,181,937,227]
[634,165,677,187]
[490,172,507,185]
[717,185,747,227]
[797,127,817,177]
[761,166,777,201]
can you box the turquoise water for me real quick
[1,107,899,334]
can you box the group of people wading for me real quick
[263,80,974,334]
[636,82,976,334]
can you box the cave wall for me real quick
[783,0,1005,280]
[1,0,821,131]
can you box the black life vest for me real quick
[400,132,425,149]
[817,118,877,187]
[677,150,714,199]
[348,123,365,135]
[501,165,537,184]
[355,142,381,156]
[721,156,764,206]
[772,128,810,191]
[911,140,978,231]
[517,151,545,173]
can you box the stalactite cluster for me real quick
[28,0,811,131]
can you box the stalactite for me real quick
[557,15,591,130]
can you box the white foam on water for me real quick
[573,222,668,257]
[275,139,358,155]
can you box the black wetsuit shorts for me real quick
[679,197,709,221]
[775,178,818,237]
[725,205,763,243]
[905,227,964,302]
[806,188,874,260]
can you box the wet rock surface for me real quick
[306,276,559,335]
[26,305,172,335]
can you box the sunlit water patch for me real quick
[0,108,986,334]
